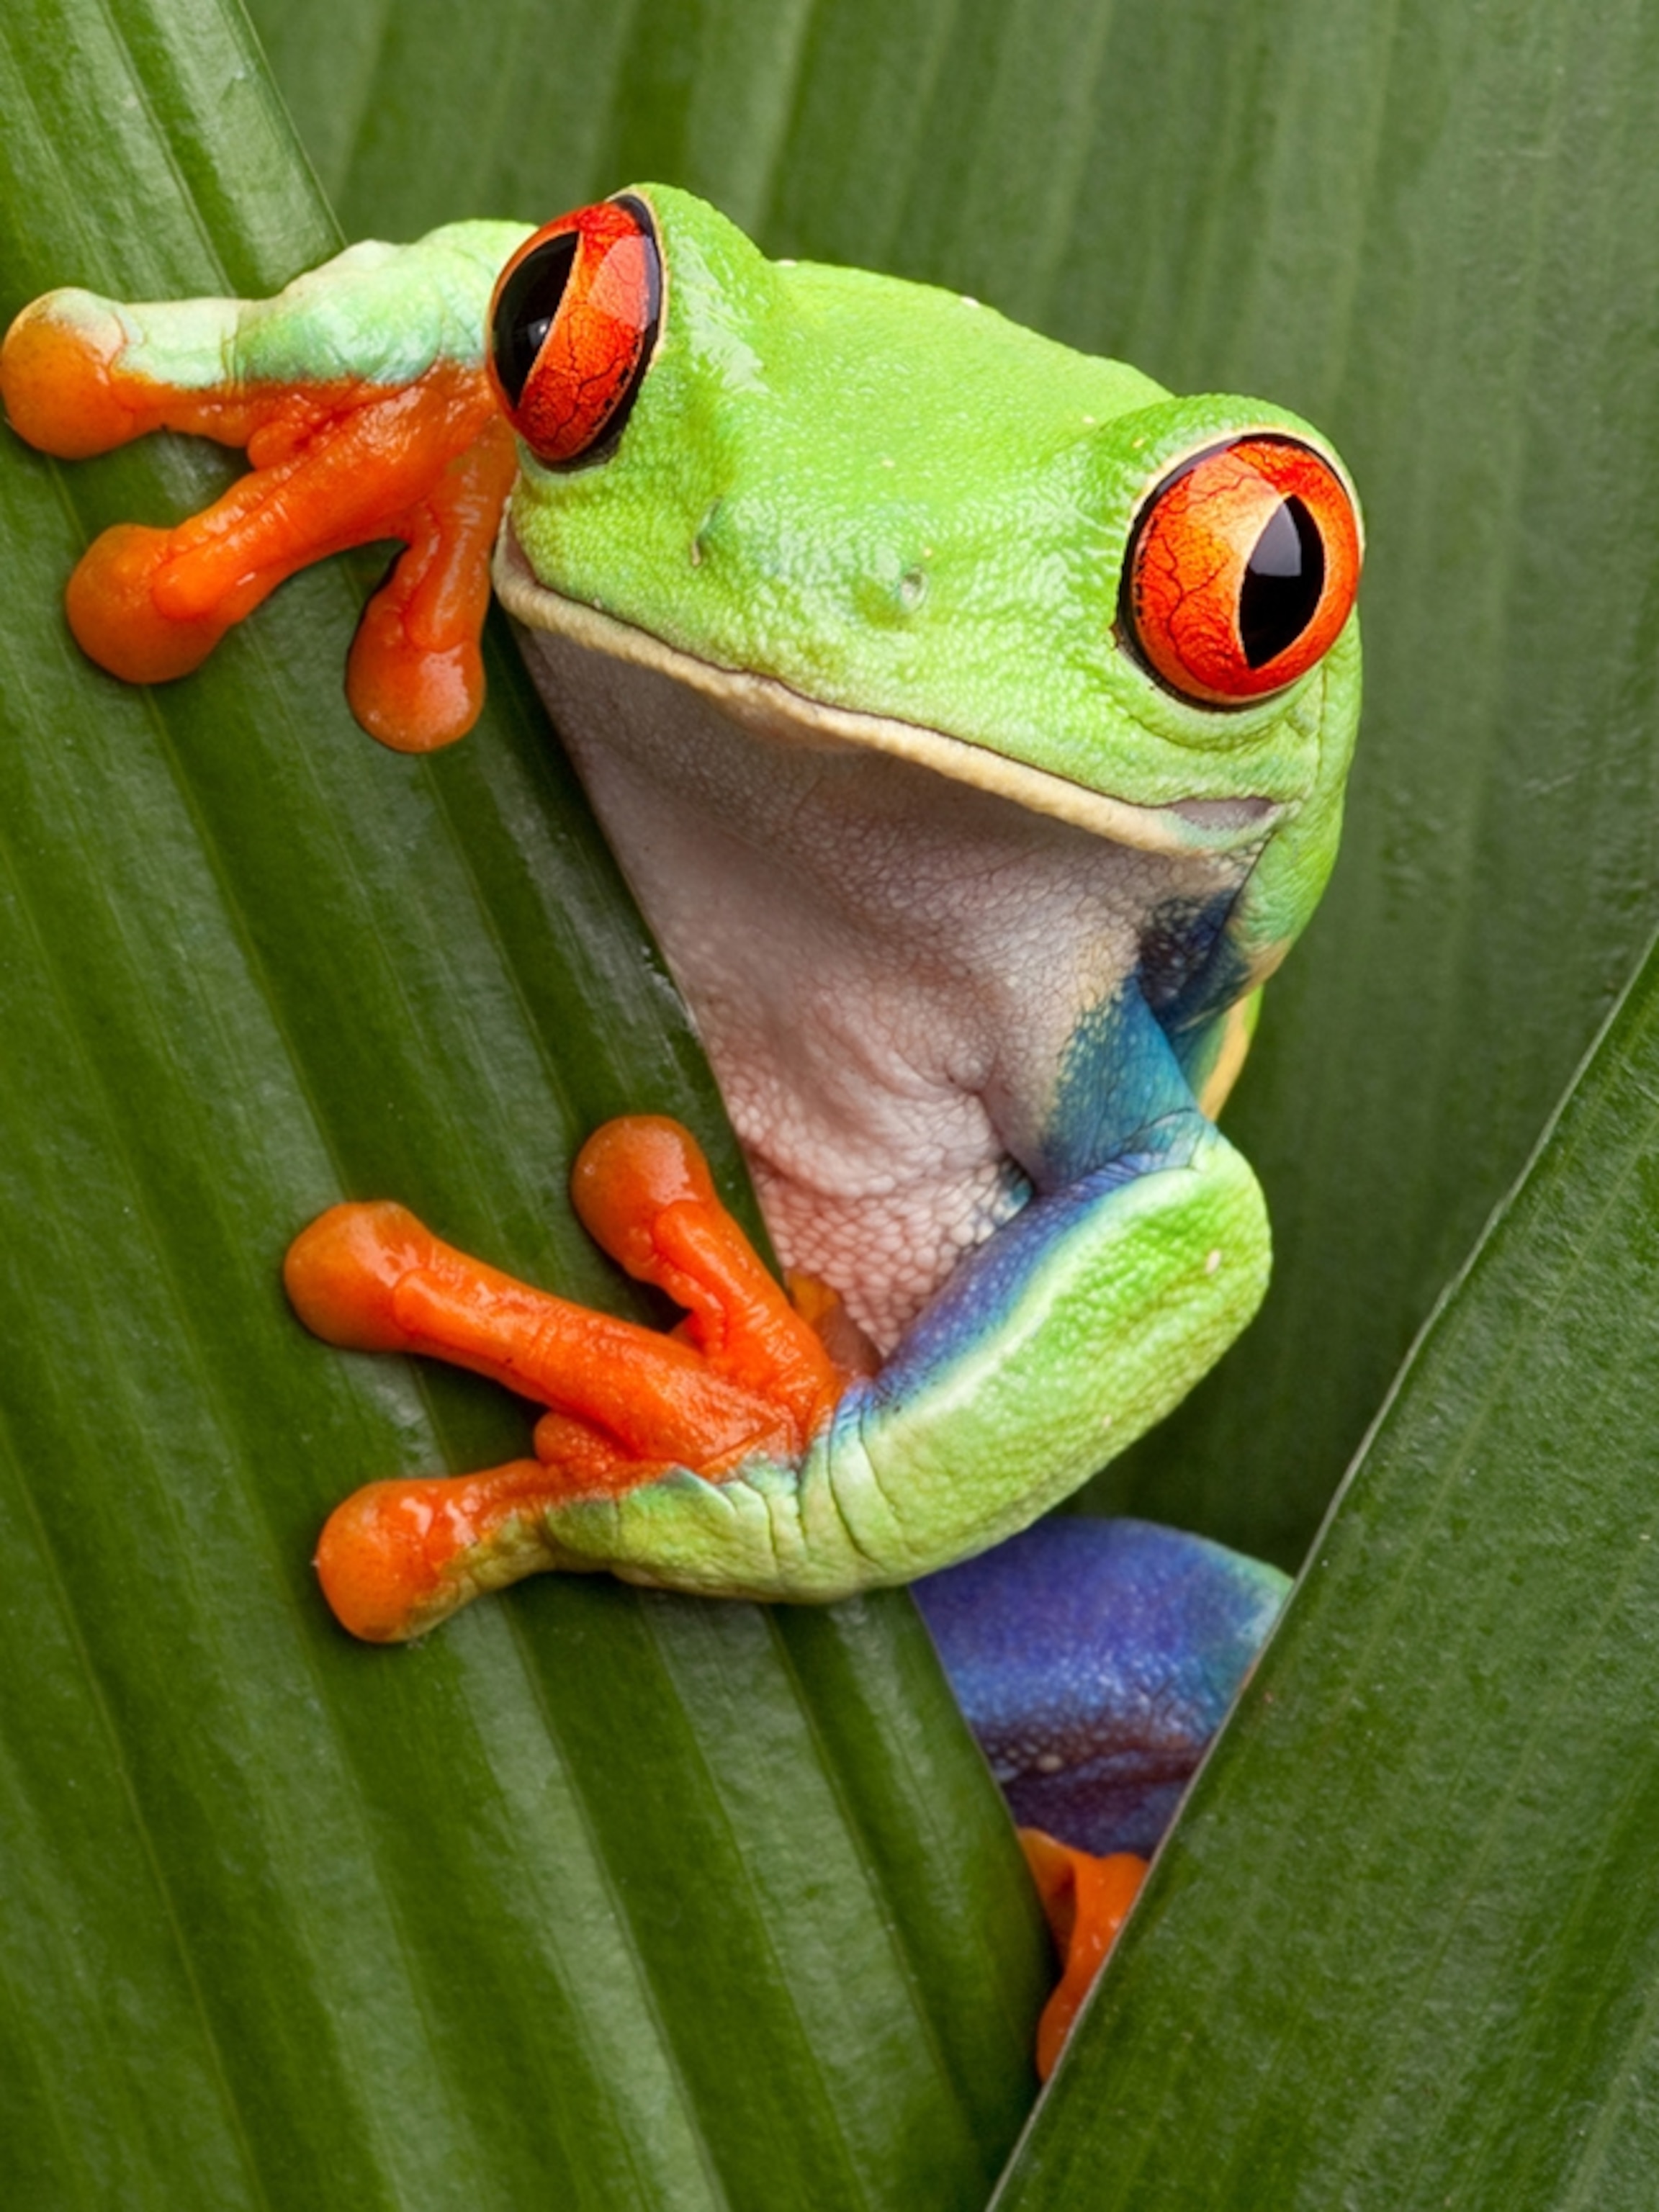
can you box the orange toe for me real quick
[1,297,145,457]
[341,413,512,752]
[1019,1830,1147,2079]
[346,610,484,752]
[570,1115,714,1274]
[65,524,232,683]
[284,1201,431,1354]
[572,1117,842,1428]
[315,1462,550,1641]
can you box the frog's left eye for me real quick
[488,196,662,468]
[1120,436,1361,706]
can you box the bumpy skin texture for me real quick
[0,186,1361,1644]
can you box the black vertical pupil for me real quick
[493,233,580,406]
[1240,496,1325,667]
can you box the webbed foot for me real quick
[286,1117,847,1639]
[0,227,528,747]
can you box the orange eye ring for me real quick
[487,195,662,469]
[1120,435,1361,706]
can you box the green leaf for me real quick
[994,923,1659,2208]
[9,0,1659,2204]
[0,3,1047,2206]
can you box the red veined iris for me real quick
[1120,436,1361,705]
[487,196,662,468]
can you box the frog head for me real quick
[490,184,1362,966]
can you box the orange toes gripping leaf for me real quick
[289,1118,850,1641]
[341,413,518,752]
[1019,1830,1148,2080]
[0,297,513,750]
[65,522,239,683]
[569,1118,849,1429]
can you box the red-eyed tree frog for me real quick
[1,187,1360,2072]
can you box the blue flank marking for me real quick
[858,985,1220,1440]
[914,1516,1290,1856]
[1141,889,1245,1033]
[1139,886,1261,1097]
[874,904,1283,1856]
[1037,978,1205,1192]
[863,889,1264,1415]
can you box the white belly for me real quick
[518,621,1249,1348]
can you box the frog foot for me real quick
[285,1116,847,1640]
[0,290,515,749]
[1018,1830,1147,2080]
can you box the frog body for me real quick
[3,184,1360,2064]
[518,609,1259,1352]
[0,184,1359,1650]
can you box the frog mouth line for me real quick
[495,526,1281,858]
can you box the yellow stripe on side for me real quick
[1197,989,1262,1120]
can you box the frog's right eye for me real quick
[488,196,662,469]
[1120,435,1362,706]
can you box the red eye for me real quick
[487,196,662,468]
[1120,436,1361,705]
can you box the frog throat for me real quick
[494,525,1280,860]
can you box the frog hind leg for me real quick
[913,1515,1290,1853]
[0,232,526,748]
[288,1116,847,1640]
[914,1516,1289,2072]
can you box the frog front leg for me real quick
[286,1082,1264,2069]
[287,1115,848,1637]
[1,222,529,747]
[287,1089,1266,1633]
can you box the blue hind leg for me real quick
[914,1516,1287,2072]
[913,1516,1288,1854]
